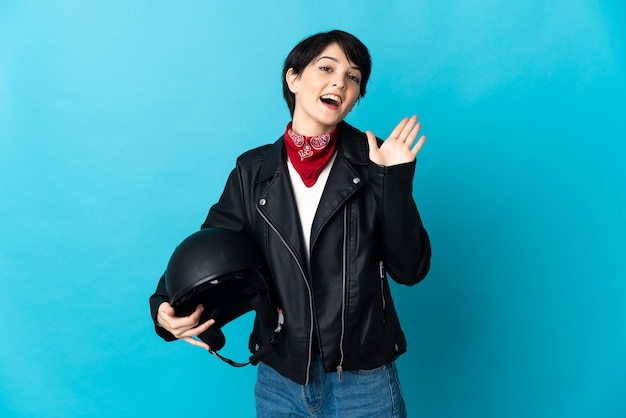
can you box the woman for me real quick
[150,29,431,417]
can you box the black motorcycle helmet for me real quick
[165,227,283,366]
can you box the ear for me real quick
[286,68,300,94]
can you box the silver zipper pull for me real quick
[378,260,385,278]
[336,365,344,382]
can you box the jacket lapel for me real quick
[257,122,371,262]
[257,138,308,264]
[310,122,369,249]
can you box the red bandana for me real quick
[284,122,339,187]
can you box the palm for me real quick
[367,116,426,167]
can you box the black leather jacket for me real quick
[150,121,430,385]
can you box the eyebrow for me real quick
[315,55,361,72]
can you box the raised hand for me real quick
[366,115,426,167]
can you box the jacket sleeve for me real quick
[148,165,247,341]
[201,165,248,231]
[368,159,431,285]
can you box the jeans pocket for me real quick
[346,363,388,376]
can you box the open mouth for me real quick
[320,94,342,107]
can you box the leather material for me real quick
[150,121,430,384]
[201,121,431,384]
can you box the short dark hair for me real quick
[282,30,372,116]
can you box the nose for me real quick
[332,77,345,89]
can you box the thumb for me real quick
[366,130,382,165]
[365,130,378,152]
[159,301,176,316]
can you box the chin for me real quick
[319,113,347,127]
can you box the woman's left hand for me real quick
[366,115,426,167]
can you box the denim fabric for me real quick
[255,355,407,417]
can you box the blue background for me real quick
[1,1,625,417]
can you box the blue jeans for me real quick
[255,355,407,417]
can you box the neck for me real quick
[290,118,338,137]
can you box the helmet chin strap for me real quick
[207,348,250,368]
[206,308,285,368]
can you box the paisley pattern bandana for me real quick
[284,122,339,187]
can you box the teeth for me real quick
[321,94,342,104]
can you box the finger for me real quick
[366,130,385,165]
[178,318,215,347]
[411,135,427,155]
[189,304,205,323]
[174,304,204,326]
[181,336,211,351]
[398,116,419,142]
[388,117,410,139]
[165,306,205,333]
[405,121,421,146]
[177,318,215,337]
[158,301,175,317]
[193,318,215,335]
[156,302,177,330]
[365,130,378,151]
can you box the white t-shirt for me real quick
[286,153,337,260]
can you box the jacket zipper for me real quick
[336,206,348,381]
[379,260,386,324]
[256,205,316,385]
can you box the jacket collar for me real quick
[258,121,369,182]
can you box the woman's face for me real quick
[286,43,362,136]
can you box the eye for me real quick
[347,74,361,84]
[319,66,332,72]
